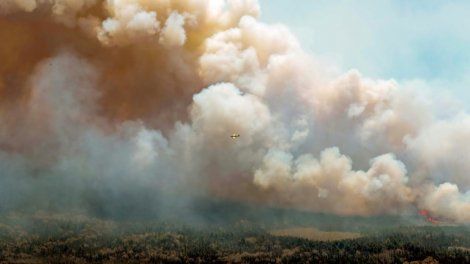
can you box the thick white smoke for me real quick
[0,0,469,223]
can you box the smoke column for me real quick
[0,0,469,223]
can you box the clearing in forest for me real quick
[270,227,362,241]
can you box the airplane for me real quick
[230,133,240,139]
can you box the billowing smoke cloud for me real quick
[0,0,469,223]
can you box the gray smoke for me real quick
[0,0,469,223]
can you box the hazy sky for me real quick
[1,0,469,222]
[260,0,470,107]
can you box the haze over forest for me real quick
[0,0,469,225]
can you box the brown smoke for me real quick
[0,0,469,223]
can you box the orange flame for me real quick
[419,210,438,224]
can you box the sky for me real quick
[1,0,470,223]
[260,0,470,108]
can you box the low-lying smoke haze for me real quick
[0,0,469,223]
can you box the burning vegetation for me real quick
[0,212,469,264]
[0,0,470,262]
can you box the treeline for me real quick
[0,215,469,263]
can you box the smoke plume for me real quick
[0,0,469,223]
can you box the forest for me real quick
[0,207,469,263]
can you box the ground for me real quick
[0,211,469,263]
